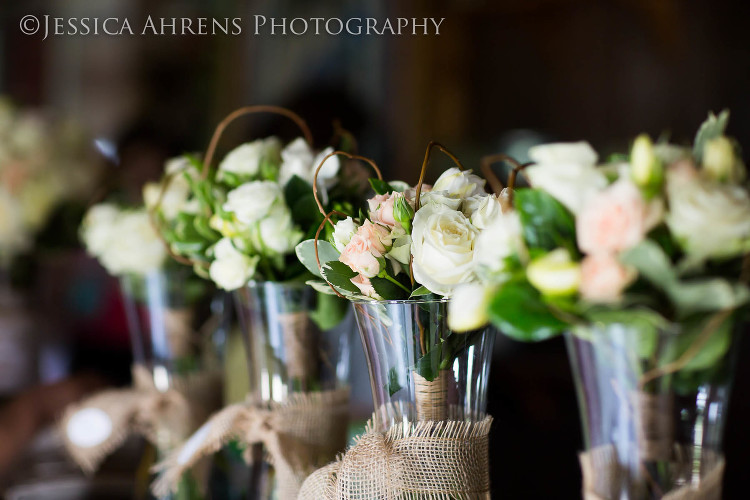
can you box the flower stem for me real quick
[381,273,411,294]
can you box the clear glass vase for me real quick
[566,321,737,499]
[352,298,495,431]
[119,267,224,500]
[233,281,353,499]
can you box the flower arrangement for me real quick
[452,110,750,381]
[0,97,99,266]
[146,107,366,292]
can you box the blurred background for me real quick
[1,0,750,498]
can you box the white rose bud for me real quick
[630,134,663,190]
[217,137,281,180]
[209,238,259,291]
[420,190,462,211]
[473,211,525,276]
[432,168,486,199]
[256,206,303,255]
[223,181,283,224]
[703,136,744,183]
[526,249,581,297]
[470,194,502,230]
[448,283,492,333]
[411,204,479,297]
[332,217,359,252]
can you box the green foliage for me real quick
[295,239,340,279]
[693,109,730,160]
[368,178,393,195]
[320,261,359,295]
[385,367,402,397]
[488,279,569,341]
[310,292,350,331]
[514,189,577,256]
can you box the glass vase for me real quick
[565,320,737,499]
[352,298,495,431]
[233,281,353,499]
[119,267,224,500]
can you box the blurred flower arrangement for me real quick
[453,110,750,351]
[0,97,99,269]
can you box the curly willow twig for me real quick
[201,105,313,179]
[312,151,383,219]
[479,154,533,210]
[414,141,465,209]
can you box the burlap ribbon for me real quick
[579,444,724,499]
[152,387,350,500]
[299,414,493,500]
[60,365,222,473]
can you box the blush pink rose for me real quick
[340,234,381,277]
[351,274,380,298]
[367,194,397,227]
[576,180,646,254]
[580,253,635,303]
[356,220,390,256]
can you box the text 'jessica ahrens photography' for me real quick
[20,15,446,40]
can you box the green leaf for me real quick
[514,189,577,255]
[284,175,314,204]
[488,280,569,341]
[320,261,359,295]
[368,178,392,195]
[385,367,402,397]
[584,307,669,359]
[310,292,349,330]
[193,215,220,241]
[410,286,432,297]
[620,240,676,291]
[693,109,730,160]
[295,239,340,279]
[219,171,245,189]
[413,340,444,381]
[370,276,409,300]
[663,314,733,372]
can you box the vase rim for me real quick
[349,297,450,305]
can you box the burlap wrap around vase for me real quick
[60,364,222,473]
[152,387,350,500]
[299,413,493,500]
[566,321,737,500]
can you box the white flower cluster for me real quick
[80,204,167,276]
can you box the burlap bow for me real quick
[579,444,725,500]
[152,387,350,500]
[299,414,493,500]
[60,364,222,473]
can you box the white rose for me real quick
[332,217,359,252]
[98,210,166,275]
[526,141,607,215]
[81,203,120,256]
[432,168,486,199]
[469,194,502,230]
[278,139,340,199]
[223,181,283,224]
[217,137,281,180]
[460,194,487,219]
[448,283,492,332]
[411,203,479,297]
[256,206,303,255]
[209,238,259,290]
[420,190,462,211]
[473,211,525,277]
[666,176,750,260]
[143,160,197,221]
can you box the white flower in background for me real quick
[473,211,525,276]
[432,168,486,199]
[208,238,259,291]
[97,210,167,276]
[256,206,303,255]
[526,249,581,297]
[223,181,283,224]
[419,190,462,211]
[10,113,47,157]
[469,194,503,230]
[448,283,492,332]
[278,139,340,191]
[143,157,198,220]
[703,136,745,183]
[0,186,30,259]
[411,203,479,296]
[332,217,359,252]
[80,203,120,256]
[525,141,607,215]
[666,174,750,260]
[19,177,61,231]
[209,214,249,239]
[216,137,281,180]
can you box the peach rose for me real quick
[368,193,397,228]
[580,253,635,303]
[576,180,646,255]
[340,235,381,277]
[356,220,390,256]
[351,274,380,299]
